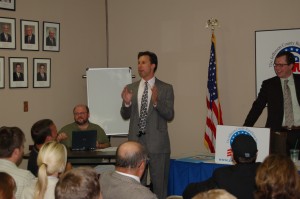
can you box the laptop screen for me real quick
[71,130,97,151]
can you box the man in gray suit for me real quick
[100,141,158,199]
[121,51,174,199]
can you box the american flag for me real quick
[204,33,223,153]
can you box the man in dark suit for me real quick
[183,134,260,199]
[121,51,174,199]
[13,63,24,81]
[46,29,56,46]
[244,51,300,155]
[0,24,12,42]
[37,64,47,81]
[100,141,158,199]
[24,26,35,44]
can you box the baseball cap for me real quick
[231,134,257,158]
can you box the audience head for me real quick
[192,189,237,199]
[35,141,67,199]
[115,141,148,177]
[231,134,257,164]
[255,154,300,199]
[138,51,158,72]
[55,167,102,199]
[0,172,16,199]
[31,119,57,146]
[73,104,90,125]
[0,126,25,165]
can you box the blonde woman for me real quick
[22,141,67,199]
[192,189,237,199]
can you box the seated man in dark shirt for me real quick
[183,134,260,199]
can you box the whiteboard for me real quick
[86,68,132,135]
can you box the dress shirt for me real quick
[115,171,140,183]
[0,159,35,199]
[138,77,155,115]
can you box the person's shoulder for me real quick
[155,78,172,87]
[59,122,75,131]
[89,122,102,129]
[263,76,279,83]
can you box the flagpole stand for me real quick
[206,18,219,32]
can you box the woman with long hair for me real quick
[255,154,300,199]
[22,141,67,199]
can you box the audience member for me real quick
[255,154,300,199]
[192,189,237,199]
[0,172,16,199]
[59,104,110,149]
[100,141,158,199]
[55,167,102,199]
[183,134,260,199]
[28,119,67,176]
[0,126,35,199]
[22,141,67,199]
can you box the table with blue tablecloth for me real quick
[168,158,227,196]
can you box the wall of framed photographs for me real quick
[0,14,59,88]
[0,0,108,163]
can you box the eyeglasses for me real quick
[73,112,87,116]
[273,63,289,67]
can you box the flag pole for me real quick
[204,18,222,153]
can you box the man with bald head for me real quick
[100,141,158,199]
[58,104,110,149]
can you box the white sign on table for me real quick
[215,125,270,165]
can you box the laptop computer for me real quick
[71,130,97,151]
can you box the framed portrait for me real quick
[0,57,4,88]
[9,57,28,88]
[255,28,300,96]
[0,0,15,11]
[0,17,16,49]
[43,22,60,52]
[33,58,51,88]
[21,20,39,51]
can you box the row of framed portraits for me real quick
[0,57,51,88]
[0,17,60,51]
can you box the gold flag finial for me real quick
[206,18,219,32]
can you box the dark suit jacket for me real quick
[0,32,12,42]
[46,36,56,46]
[244,74,300,131]
[120,78,174,154]
[100,171,158,199]
[183,163,261,199]
[37,72,47,81]
[27,145,39,176]
[13,72,24,81]
[25,34,35,44]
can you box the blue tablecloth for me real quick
[168,159,227,196]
